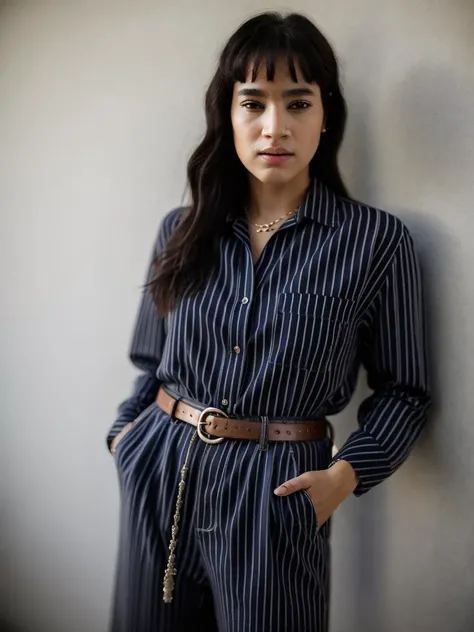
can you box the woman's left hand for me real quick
[274,460,358,528]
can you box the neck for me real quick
[247,171,310,223]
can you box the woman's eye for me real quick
[289,101,311,110]
[241,101,263,110]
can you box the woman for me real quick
[107,11,431,632]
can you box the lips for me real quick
[258,147,294,156]
[258,153,294,165]
[259,151,293,156]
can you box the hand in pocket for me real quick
[110,422,135,455]
[273,463,357,528]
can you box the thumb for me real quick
[274,474,309,496]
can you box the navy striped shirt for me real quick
[108,178,431,496]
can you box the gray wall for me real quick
[1,1,473,631]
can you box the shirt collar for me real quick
[225,177,341,228]
[297,178,341,228]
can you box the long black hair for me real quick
[150,11,349,316]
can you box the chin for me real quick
[249,167,298,186]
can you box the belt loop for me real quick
[259,416,269,451]
[326,419,334,447]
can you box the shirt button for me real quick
[241,297,249,304]
[221,399,229,407]
[233,345,241,354]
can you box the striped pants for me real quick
[110,402,332,632]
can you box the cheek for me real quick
[232,120,253,157]
[232,131,246,159]
[300,120,322,154]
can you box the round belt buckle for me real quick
[197,407,227,444]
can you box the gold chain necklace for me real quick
[248,206,299,233]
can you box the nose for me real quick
[261,104,290,139]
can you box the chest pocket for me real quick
[269,292,354,373]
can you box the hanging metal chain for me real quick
[163,429,198,603]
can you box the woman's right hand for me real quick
[110,422,135,455]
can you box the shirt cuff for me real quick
[106,418,134,452]
[329,429,392,497]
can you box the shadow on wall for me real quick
[390,60,474,496]
[347,47,474,493]
[0,618,29,632]
[334,25,474,628]
[343,47,474,629]
[388,60,474,632]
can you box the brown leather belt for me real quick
[157,387,328,443]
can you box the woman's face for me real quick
[231,58,325,186]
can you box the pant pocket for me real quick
[114,402,158,459]
[288,445,321,533]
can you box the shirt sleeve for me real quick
[105,208,180,451]
[329,228,432,496]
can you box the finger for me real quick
[274,473,311,496]
[317,515,327,529]
[110,423,133,454]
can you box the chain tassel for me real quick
[163,429,198,603]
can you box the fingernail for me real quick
[274,485,288,496]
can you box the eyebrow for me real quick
[236,87,316,98]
